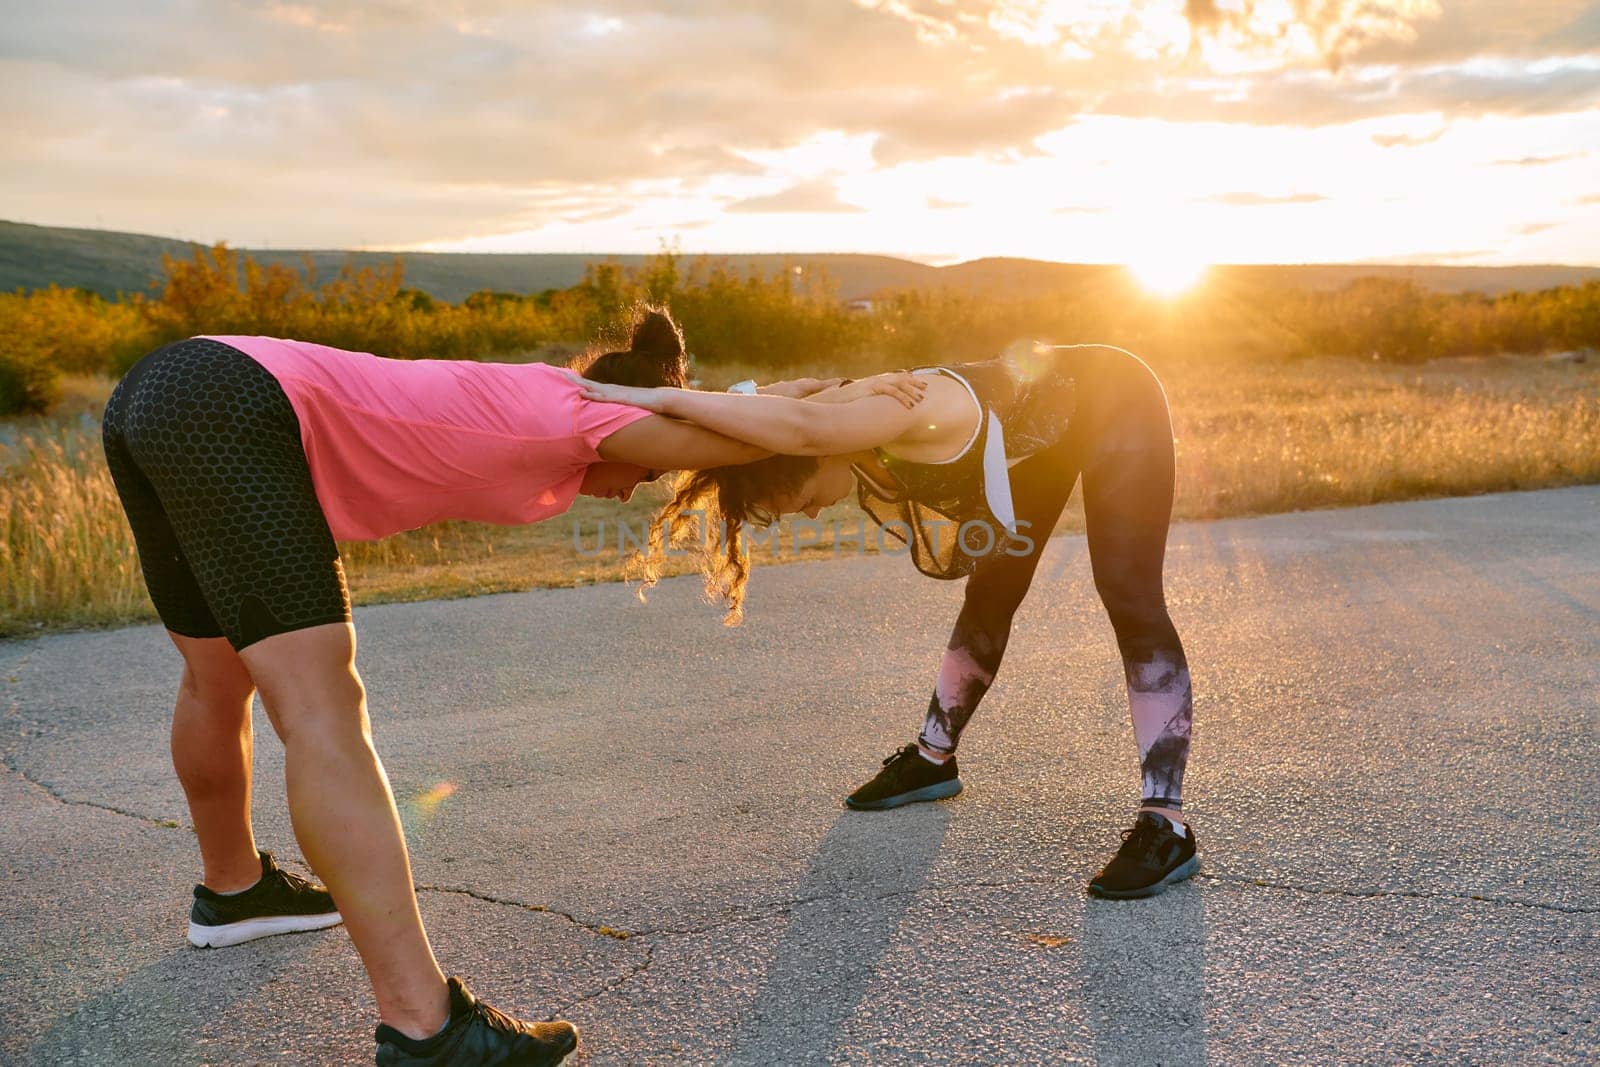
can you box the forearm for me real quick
[657,389,816,453]
[575,371,923,455]
[754,376,843,399]
[595,414,770,470]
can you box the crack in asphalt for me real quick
[414,883,639,941]
[413,883,661,1016]
[1197,871,1600,915]
[1,672,189,833]
[549,943,657,1019]
[3,750,186,829]
[9,667,1598,973]
[9,735,1599,926]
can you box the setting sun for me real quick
[1127,254,1211,297]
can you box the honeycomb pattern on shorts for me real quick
[102,338,350,650]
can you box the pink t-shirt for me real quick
[204,336,653,542]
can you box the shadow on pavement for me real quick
[721,805,952,1065]
[28,936,324,1066]
[1079,881,1207,1067]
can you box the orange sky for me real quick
[4,1,1598,265]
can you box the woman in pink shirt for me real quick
[100,309,919,1065]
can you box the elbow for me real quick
[790,416,834,456]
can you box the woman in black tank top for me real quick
[575,342,1197,900]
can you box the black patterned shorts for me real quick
[102,338,351,651]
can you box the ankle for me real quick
[202,853,264,895]
[1139,810,1187,839]
[915,743,951,764]
[379,978,452,1041]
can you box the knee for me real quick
[1097,580,1176,648]
[257,666,368,748]
[178,663,255,713]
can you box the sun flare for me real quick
[1126,254,1210,297]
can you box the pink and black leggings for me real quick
[918,346,1192,813]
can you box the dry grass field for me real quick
[3,353,1595,638]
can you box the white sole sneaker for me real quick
[188,910,344,948]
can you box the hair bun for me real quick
[580,306,688,389]
[630,308,684,362]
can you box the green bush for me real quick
[3,245,1598,390]
[0,344,62,415]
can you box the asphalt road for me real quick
[3,487,1597,1066]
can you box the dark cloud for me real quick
[727,179,866,214]
[1200,192,1328,206]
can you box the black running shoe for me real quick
[844,744,962,811]
[1086,812,1199,900]
[188,850,342,948]
[375,976,579,1067]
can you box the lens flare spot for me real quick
[401,781,458,832]
[1002,338,1061,382]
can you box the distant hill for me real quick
[3,219,1597,303]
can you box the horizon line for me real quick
[6,217,1600,271]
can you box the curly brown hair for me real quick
[634,453,820,625]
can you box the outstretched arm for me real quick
[755,376,845,399]
[759,373,926,407]
[573,378,927,457]
[595,414,770,470]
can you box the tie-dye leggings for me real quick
[917,345,1192,811]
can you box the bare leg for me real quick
[168,632,264,892]
[240,622,449,1039]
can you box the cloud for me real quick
[1516,222,1557,235]
[869,89,1084,165]
[1180,0,1443,71]
[1094,59,1600,126]
[634,218,715,231]
[1199,192,1328,206]
[1491,152,1585,166]
[1355,248,1491,263]
[863,0,1446,70]
[927,196,968,210]
[2,0,1597,247]
[727,179,866,214]
[1371,128,1446,147]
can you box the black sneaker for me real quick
[188,850,342,948]
[844,744,963,811]
[375,976,578,1067]
[1086,812,1200,900]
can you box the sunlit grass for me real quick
[4,355,1595,638]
